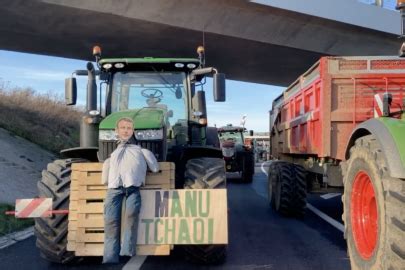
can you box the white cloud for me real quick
[22,70,69,81]
[206,103,234,114]
[0,66,69,81]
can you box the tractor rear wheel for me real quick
[241,153,254,183]
[268,161,306,217]
[35,159,85,263]
[343,135,405,270]
[183,157,227,264]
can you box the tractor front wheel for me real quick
[183,157,227,264]
[35,159,84,263]
[343,135,405,270]
[241,153,254,183]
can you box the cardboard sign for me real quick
[137,189,228,245]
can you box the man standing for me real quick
[102,117,159,264]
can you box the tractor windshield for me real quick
[218,131,244,145]
[111,72,188,127]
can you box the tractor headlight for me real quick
[135,129,163,140]
[99,130,118,141]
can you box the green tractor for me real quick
[34,46,228,264]
[218,124,255,183]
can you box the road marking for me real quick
[0,226,34,250]
[320,193,341,200]
[260,162,344,233]
[261,161,272,175]
[123,255,147,270]
[306,203,344,233]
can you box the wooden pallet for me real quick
[67,162,175,256]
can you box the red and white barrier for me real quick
[4,198,69,218]
[14,198,53,218]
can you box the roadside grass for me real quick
[0,85,82,234]
[0,203,34,236]
[0,86,82,154]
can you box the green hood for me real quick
[100,109,164,130]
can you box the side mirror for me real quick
[213,73,225,102]
[65,77,77,105]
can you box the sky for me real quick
[0,50,284,132]
[358,0,396,9]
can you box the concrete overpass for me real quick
[0,0,400,86]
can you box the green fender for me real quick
[345,117,405,179]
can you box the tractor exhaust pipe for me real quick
[80,62,100,149]
[86,62,97,112]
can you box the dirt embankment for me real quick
[0,88,81,153]
[0,88,82,204]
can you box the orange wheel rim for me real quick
[350,170,378,259]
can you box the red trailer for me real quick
[269,56,405,270]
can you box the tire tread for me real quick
[183,157,227,264]
[35,158,85,264]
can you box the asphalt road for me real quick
[0,163,350,270]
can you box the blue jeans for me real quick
[103,186,141,264]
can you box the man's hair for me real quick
[115,117,134,129]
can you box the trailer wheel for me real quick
[268,162,306,217]
[291,164,307,217]
[35,159,85,264]
[241,153,254,183]
[343,135,405,270]
[183,157,227,264]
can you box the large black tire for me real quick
[184,158,226,189]
[342,135,405,270]
[268,161,306,217]
[241,152,254,183]
[183,157,227,264]
[35,158,85,264]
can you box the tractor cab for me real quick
[218,124,246,152]
[64,46,226,164]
